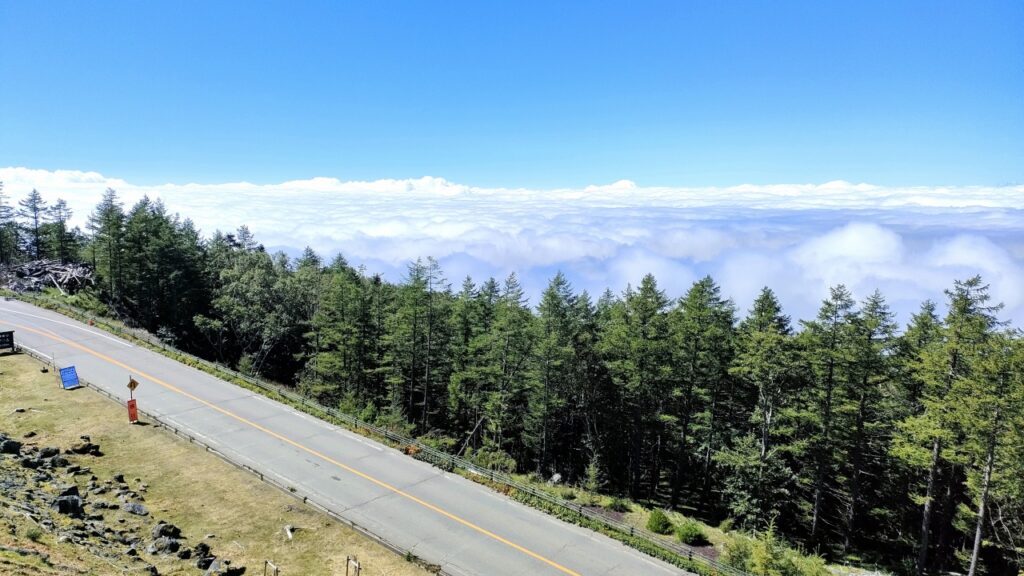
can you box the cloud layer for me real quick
[2,167,1023,326]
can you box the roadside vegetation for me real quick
[2,186,1024,575]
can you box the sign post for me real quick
[0,330,14,353]
[127,377,140,423]
[58,366,81,390]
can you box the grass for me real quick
[0,352,430,576]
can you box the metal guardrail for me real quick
[13,295,747,576]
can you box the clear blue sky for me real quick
[1,1,1021,187]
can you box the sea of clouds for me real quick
[2,167,1022,327]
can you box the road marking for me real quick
[8,321,583,576]
[1,307,133,347]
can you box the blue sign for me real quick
[59,366,80,390]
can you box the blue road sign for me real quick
[59,366,80,390]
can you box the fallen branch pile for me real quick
[0,260,95,294]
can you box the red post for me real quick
[127,399,139,423]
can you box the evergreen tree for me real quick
[17,188,49,259]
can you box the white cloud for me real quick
[2,167,1023,325]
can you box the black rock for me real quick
[49,456,70,468]
[194,542,211,557]
[39,446,60,458]
[112,473,125,483]
[23,431,37,438]
[151,521,182,539]
[20,457,41,469]
[58,485,80,497]
[52,495,84,517]
[195,555,215,570]
[0,439,22,455]
[176,547,192,559]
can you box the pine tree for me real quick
[17,189,49,260]
[800,284,857,543]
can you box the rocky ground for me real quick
[1,430,243,575]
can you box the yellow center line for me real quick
[8,320,583,576]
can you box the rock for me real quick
[112,473,125,483]
[122,502,148,516]
[204,533,216,539]
[176,547,193,559]
[69,442,101,456]
[52,495,84,517]
[193,542,211,558]
[39,446,60,458]
[0,439,23,455]
[58,484,80,497]
[196,555,215,570]
[14,407,26,413]
[48,456,70,468]
[142,564,159,576]
[19,456,41,469]
[66,464,81,474]
[126,546,138,556]
[146,536,180,555]
[23,431,37,438]
[151,521,182,539]
[284,524,297,540]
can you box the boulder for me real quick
[0,438,23,455]
[52,495,84,517]
[146,536,180,555]
[39,446,60,458]
[58,484,80,497]
[151,521,182,539]
[122,502,148,516]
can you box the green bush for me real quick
[717,517,734,532]
[722,526,829,576]
[646,508,673,534]
[607,497,631,513]
[560,488,577,501]
[25,526,43,542]
[676,519,710,546]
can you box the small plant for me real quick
[560,488,577,501]
[717,517,734,532]
[607,497,630,513]
[25,526,43,542]
[646,508,673,535]
[676,519,710,546]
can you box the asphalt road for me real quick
[1,299,686,576]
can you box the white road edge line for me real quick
[1,307,134,348]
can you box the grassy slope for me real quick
[0,352,429,576]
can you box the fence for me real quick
[13,294,748,576]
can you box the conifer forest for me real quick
[2,186,1023,575]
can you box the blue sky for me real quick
[2,1,1022,187]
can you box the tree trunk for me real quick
[917,437,941,576]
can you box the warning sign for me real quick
[128,377,139,392]
[127,399,139,423]
[59,366,81,390]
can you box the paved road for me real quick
[1,300,685,576]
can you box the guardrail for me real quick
[12,295,747,576]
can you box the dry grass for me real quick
[0,352,429,576]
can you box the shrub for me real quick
[717,517,734,532]
[560,488,577,501]
[646,508,673,535]
[25,527,43,542]
[607,497,630,513]
[676,519,710,546]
